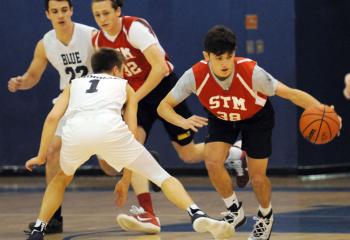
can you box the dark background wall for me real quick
[295,0,350,170]
[0,0,348,174]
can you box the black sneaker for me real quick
[190,210,234,239]
[248,210,274,240]
[222,202,247,230]
[28,217,63,234]
[26,223,46,240]
[27,231,44,240]
[225,148,249,188]
[149,150,161,192]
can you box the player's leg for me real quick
[122,150,234,239]
[27,170,74,240]
[247,157,273,240]
[45,136,62,184]
[165,102,249,187]
[28,136,63,234]
[27,139,91,240]
[242,100,274,240]
[115,123,159,233]
[204,113,247,230]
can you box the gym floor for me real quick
[1,175,349,240]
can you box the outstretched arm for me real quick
[25,86,70,171]
[8,40,48,92]
[275,81,322,109]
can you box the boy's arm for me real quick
[25,86,70,171]
[8,40,48,92]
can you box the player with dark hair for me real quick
[158,25,339,240]
[91,0,248,234]
[25,48,234,240]
[8,0,122,234]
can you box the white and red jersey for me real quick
[92,16,172,91]
[193,57,268,121]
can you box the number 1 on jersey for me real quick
[86,79,100,93]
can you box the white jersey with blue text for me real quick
[43,23,96,90]
[60,73,144,174]
[65,73,127,118]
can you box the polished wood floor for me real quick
[0,175,349,240]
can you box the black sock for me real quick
[52,206,62,220]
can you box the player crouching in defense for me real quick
[25,48,234,240]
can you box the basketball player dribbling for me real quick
[158,25,341,240]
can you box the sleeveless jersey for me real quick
[92,16,172,91]
[192,57,268,121]
[43,23,96,90]
[65,73,127,118]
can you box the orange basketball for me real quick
[299,105,340,144]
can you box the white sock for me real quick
[259,203,272,216]
[223,192,239,208]
[34,219,47,228]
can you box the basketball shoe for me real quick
[225,147,249,188]
[26,222,46,240]
[28,216,62,234]
[189,208,234,239]
[248,210,274,240]
[222,202,247,230]
[117,205,160,234]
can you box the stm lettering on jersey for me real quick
[209,96,247,111]
[116,47,136,60]
[61,52,82,65]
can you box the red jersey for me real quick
[92,16,172,91]
[192,57,268,121]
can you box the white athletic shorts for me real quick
[60,112,144,175]
[55,115,66,137]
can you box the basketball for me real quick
[299,105,340,144]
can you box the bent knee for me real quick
[250,174,266,187]
[178,151,197,163]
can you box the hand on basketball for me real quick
[25,156,46,172]
[344,74,350,100]
[330,105,342,136]
[114,179,129,208]
[8,76,23,93]
[180,115,208,132]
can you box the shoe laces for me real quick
[221,210,239,222]
[249,216,271,239]
[129,205,146,215]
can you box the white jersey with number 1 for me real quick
[60,73,144,175]
[43,23,96,90]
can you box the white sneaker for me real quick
[116,205,160,234]
[222,202,247,230]
[192,211,234,239]
[248,210,274,240]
